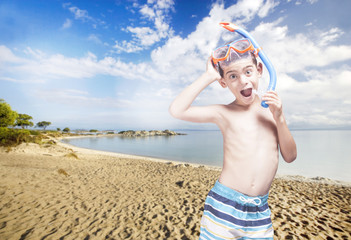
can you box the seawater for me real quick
[61,130,351,182]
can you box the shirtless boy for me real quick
[169,39,297,239]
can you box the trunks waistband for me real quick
[212,180,269,207]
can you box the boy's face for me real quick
[218,58,262,106]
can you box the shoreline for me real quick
[1,141,350,239]
[59,136,351,187]
[58,139,223,172]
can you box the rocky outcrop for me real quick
[118,130,185,137]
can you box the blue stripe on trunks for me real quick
[205,196,270,222]
[204,204,272,227]
[208,190,269,213]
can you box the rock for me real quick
[175,180,184,187]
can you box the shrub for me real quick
[29,130,41,135]
[0,99,18,127]
[0,127,31,146]
[45,130,63,138]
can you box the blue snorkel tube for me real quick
[220,22,276,108]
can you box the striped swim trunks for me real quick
[199,181,274,240]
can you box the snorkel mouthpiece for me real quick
[219,22,277,108]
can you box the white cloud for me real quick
[294,0,318,5]
[126,26,160,46]
[63,4,105,28]
[113,40,144,53]
[258,0,279,18]
[0,46,167,83]
[61,18,72,29]
[0,77,22,83]
[140,5,155,19]
[88,34,102,44]
[318,27,344,46]
[23,47,46,59]
[150,0,174,10]
[113,0,175,52]
[307,0,319,4]
[0,45,28,63]
[68,6,91,22]
[34,88,132,109]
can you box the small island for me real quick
[117,129,185,137]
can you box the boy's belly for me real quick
[218,154,279,197]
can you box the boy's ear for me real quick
[218,78,227,88]
[257,62,263,77]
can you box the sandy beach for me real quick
[0,140,350,240]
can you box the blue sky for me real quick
[1,0,351,130]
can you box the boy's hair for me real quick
[218,52,258,78]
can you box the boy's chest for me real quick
[219,109,277,138]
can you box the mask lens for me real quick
[213,46,229,59]
[232,39,250,51]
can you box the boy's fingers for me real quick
[264,91,279,99]
[262,96,278,102]
[263,93,280,102]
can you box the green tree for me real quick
[57,128,61,131]
[36,121,51,130]
[0,99,18,127]
[16,114,34,129]
[63,127,70,133]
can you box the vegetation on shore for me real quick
[0,128,76,147]
[0,99,71,146]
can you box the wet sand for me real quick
[0,142,350,239]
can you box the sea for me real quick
[61,130,351,183]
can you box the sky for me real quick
[1,0,351,131]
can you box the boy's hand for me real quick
[206,57,221,82]
[262,91,283,122]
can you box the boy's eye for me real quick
[229,74,237,80]
[246,70,253,75]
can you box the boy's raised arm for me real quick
[169,58,222,123]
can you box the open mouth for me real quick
[240,88,252,97]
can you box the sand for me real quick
[0,141,350,240]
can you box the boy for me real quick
[169,40,297,239]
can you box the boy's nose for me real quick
[240,75,250,84]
